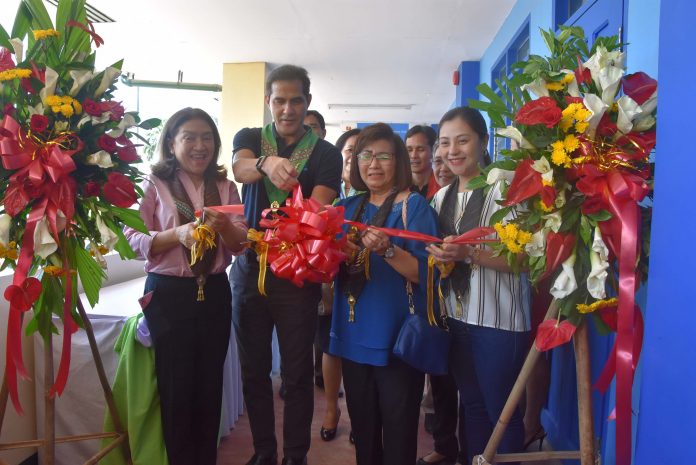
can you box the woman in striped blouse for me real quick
[426,107,531,464]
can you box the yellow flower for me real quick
[504,223,518,241]
[537,200,554,212]
[575,121,589,134]
[0,241,18,261]
[45,95,62,106]
[517,231,533,245]
[33,29,60,40]
[44,265,63,277]
[0,68,32,82]
[60,103,74,117]
[551,140,565,152]
[494,222,507,240]
[575,108,592,122]
[551,149,571,167]
[562,103,582,119]
[546,81,564,91]
[562,74,575,84]
[72,100,83,115]
[507,242,523,254]
[559,117,573,132]
[563,134,580,152]
[577,297,618,314]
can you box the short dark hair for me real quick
[405,125,437,147]
[350,123,412,193]
[305,110,325,130]
[438,106,491,165]
[265,64,311,98]
[334,128,361,152]
[152,107,226,181]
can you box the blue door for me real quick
[543,2,626,464]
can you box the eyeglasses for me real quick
[357,151,394,164]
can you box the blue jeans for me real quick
[448,318,529,464]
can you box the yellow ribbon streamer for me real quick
[427,255,456,326]
[247,229,269,296]
[190,223,216,266]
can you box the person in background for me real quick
[125,107,248,465]
[330,123,439,465]
[304,109,327,139]
[426,107,530,464]
[418,140,463,465]
[231,64,342,465]
[315,128,361,443]
[406,125,440,200]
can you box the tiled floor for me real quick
[216,375,559,465]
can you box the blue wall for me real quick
[635,0,696,463]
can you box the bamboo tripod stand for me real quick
[0,297,132,465]
[472,301,598,465]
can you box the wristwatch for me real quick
[383,243,396,259]
[255,156,267,176]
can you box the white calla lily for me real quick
[91,244,108,269]
[550,252,578,299]
[583,93,609,139]
[496,126,535,149]
[94,67,121,97]
[107,113,137,138]
[486,167,516,185]
[555,189,567,209]
[616,95,642,134]
[592,226,609,261]
[633,114,656,132]
[96,216,119,251]
[599,66,625,104]
[639,91,658,115]
[34,216,58,259]
[543,211,563,233]
[39,67,59,102]
[521,78,549,98]
[10,38,23,62]
[525,230,547,258]
[69,69,94,96]
[587,249,609,299]
[86,150,116,168]
[0,214,11,247]
[584,46,625,89]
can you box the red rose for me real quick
[30,114,49,133]
[3,103,16,117]
[83,98,102,116]
[0,47,14,72]
[97,134,117,152]
[115,134,130,146]
[117,144,139,163]
[101,101,125,121]
[515,97,562,129]
[103,172,137,208]
[83,181,101,197]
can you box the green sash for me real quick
[261,123,318,206]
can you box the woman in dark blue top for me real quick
[329,123,439,465]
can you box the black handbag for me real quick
[391,193,451,375]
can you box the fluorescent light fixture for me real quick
[328,103,413,110]
[120,74,222,92]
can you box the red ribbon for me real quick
[195,204,245,217]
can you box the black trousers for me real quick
[143,272,232,465]
[231,252,320,459]
[431,373,467,462]
[342,357,425,465]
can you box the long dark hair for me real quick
[438,106,491,166]
[151,107,227,181]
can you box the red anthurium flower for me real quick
[515,97,563,128]
[622,72,657,106]
[97,134,117,152]
[3,103,15,117]
[103,172,137,208]
[101,101,125,121]
[503,158,543,206]
[574,56,592,86]
[20,64,45,94]
[30,114,49,133]
[542,232,575,279]
[83,98,102,116]
[535,319,577,351]
[540,184,557,208]
[115,134,131,146]
[3,181,30,217]
[4,277,42,312]
[596,113,618,138]
[117,144,139,163]
[616,130,656,160]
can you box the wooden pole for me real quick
[474,300,559,465]
[574,321,596,465]
[75,297,133,465]
[44,331,55,465]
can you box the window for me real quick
[555,0,591,27]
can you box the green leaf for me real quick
[580,215,592,245]
[103,216,137,260]
[138,118,162,130]
[590,312,613,336]
[22,0,54,30]
[74,241,106,307]
[559,207,580,232]
[489,206,512,226]
[111,206,149,234]
[0,23,11,49]
[466,175,488,191]
[11,2,32,40]
[587,210,613,222]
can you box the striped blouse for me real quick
[431,182,531,332]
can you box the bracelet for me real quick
[255,156,267,176]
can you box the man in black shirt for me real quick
[231,64,342,465]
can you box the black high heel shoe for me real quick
[320,408,341,441]
[523,426,547,451]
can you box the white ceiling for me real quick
[4,0,515,128]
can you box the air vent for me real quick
[44,0,115,23]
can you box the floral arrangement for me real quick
[469,27,655,463]
[0,0,158,413]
